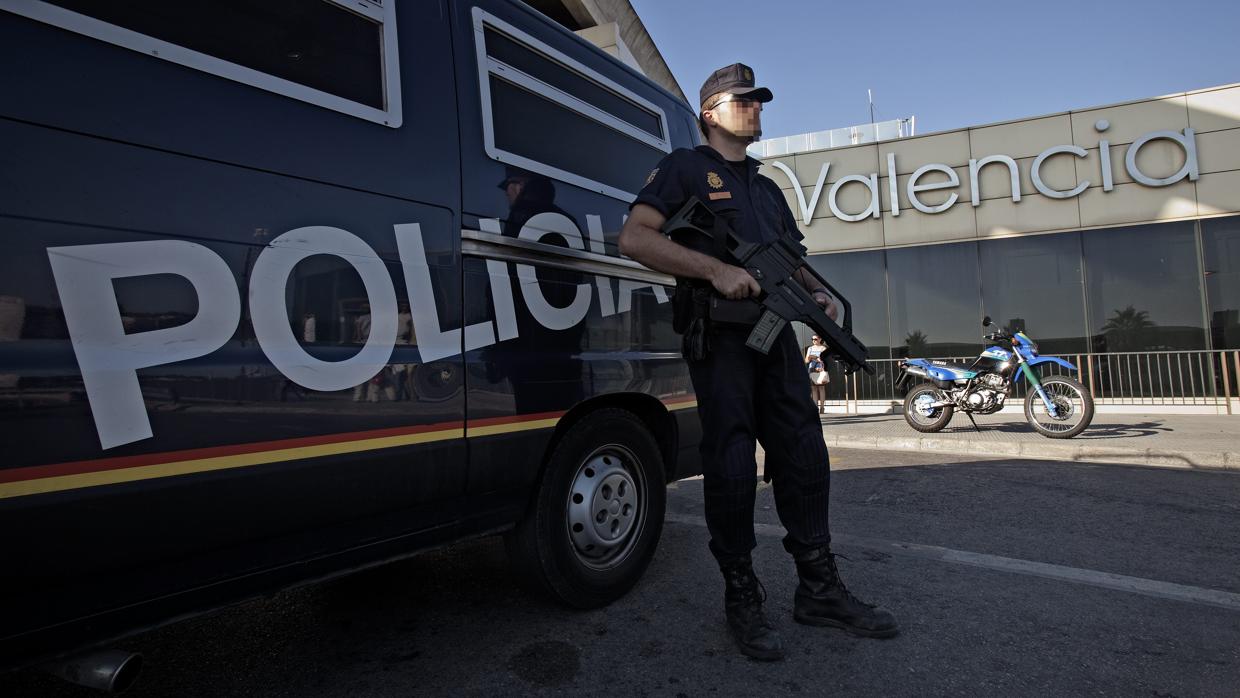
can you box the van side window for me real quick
[7,0,401,126]
[473,9,671,202]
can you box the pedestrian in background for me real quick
[805,335,829,413]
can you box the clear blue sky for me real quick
[630,0,1239,139]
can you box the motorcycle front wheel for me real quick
[903,382,954,433]
[1024,376,1094,439]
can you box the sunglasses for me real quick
[705,95,763,111]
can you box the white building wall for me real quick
[758,83,1240,254]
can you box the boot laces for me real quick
[823,551,875,609]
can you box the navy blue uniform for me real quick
[632,145,832,561]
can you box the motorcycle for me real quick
[896,317,1094,439]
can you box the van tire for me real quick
[504,408,666,609]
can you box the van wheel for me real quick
[504,408,666,609]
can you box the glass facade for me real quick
[804,250,890,360]
[1203,216,1240,351]
[803,215,1240,366]
[886,242,983,359]
[979,232,1087,355]
[1083,222,1205,352]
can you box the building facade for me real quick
[757,83,1240,410]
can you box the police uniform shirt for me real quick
[632,145,803,249]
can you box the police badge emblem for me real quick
[706,171,723,189]
[645,168,658,185]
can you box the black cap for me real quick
[497,165,530,190]
[699,63,773,109]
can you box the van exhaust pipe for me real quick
[42,649,143,693]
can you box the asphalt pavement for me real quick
[3,448,1238,697]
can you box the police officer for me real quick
[618,64,899,660]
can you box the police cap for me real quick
[699,63,773,109]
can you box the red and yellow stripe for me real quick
[0,396,698,500]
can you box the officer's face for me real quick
[708,97,763,140]
[504,176,529,206]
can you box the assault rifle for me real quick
[662,197,874,375]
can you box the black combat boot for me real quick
[792,546,899,638]
[718,557,784,661]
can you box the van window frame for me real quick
[0,0,403,128]
[471,7,672,203]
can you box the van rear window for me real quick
[473,8,671,202]
[483,27,662,139]
[45,0,384,109]
[489,76,666,195]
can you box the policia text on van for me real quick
[0,0,706,679]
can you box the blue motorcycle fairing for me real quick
[979,346,1011,360]
[1025,356,1077,371]
[905,358,977,381]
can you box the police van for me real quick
[0,0,703,680]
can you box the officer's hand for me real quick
[813,291,840,323]
[712,264,762,300]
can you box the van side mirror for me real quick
[982,316,992,327]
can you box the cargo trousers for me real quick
[687,322,833,561]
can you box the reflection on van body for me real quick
[0,0,702,669]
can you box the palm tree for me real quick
[1101,305,1155,351]
[904,330,930,357]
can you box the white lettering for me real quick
[586,214,617,317]
[969,155,1020,207]
[829,173,880,221]
[764,124,1196,223]
[1126,128,1198,187]
[772,160,829,226]
[886,153,900,217]
[395,223,495,362]
[907,164,959,214]
[48,240,240,449]
[250,226,398,391]
[1031,145,1089,199]
[516,213,591,331]
[1095,120,1115,191]
[478,218,519,342]
[617,279,670,313]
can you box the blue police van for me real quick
[0,0,703,682]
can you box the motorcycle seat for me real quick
[906,358,978,381]
[928,360,974,373]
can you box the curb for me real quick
[822,433,1240,471]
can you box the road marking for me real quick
[664,514,1240,613]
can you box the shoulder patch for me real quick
[706,171,723,189]
[645,168,658,186]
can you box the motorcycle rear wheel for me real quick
[903,382,954,433]
[1024,376,1094,439]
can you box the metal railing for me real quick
[820,350,1240,415]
